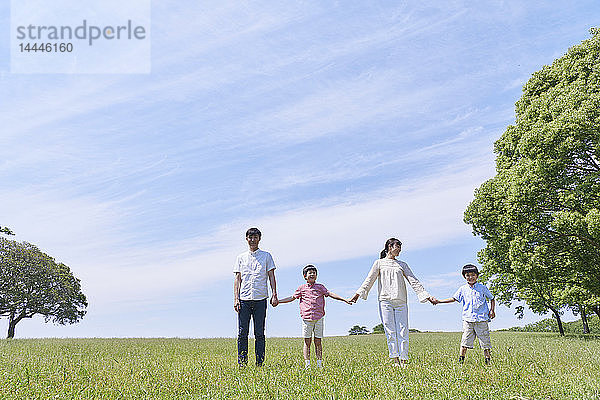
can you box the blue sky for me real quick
[1,1,598,338]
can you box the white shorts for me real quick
[302,318,324,338]
[461,320,491,349]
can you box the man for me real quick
[233,227,278,366]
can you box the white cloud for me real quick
[2,163,487,312]
[423,272,464,291]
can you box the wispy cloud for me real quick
[3,161,487,312]
[2,1,597,337]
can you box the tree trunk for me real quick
[7,314,16,339]
[7,321,16,339]
[580,305,590,334]
[7,313,24,339]
[593,305,600,320]
[550,307,564,336]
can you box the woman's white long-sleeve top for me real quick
[356,258,430,303]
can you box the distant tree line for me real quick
[465,29,600,336]
[348,325,369,335]
[505,315,599,334]
[0,226,14,236]
[349,324,419,335]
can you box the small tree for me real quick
[372,323,384,334]
[0,238,87,338]
[348,325,369,335]
[0,226,14,236]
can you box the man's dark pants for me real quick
[237,299,267,366]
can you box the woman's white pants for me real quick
[378,300,409,360]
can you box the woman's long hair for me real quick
[380,238,402,259]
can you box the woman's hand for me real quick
[427,296,439,305]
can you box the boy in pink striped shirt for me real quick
[279,265,352,368]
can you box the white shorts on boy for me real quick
[302,318,324,338]
[461,321,491,349]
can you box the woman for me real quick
[350,238,436,366]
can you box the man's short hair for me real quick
[245,227,261,238]
[303,265,317,276]
[462,264,479,277]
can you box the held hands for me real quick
[234,299,241,313]
[346,295,440,305]
[428,297,440,305]
[270,294,279,307]
[489,309,496,319]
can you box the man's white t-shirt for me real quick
[234,249,276,301]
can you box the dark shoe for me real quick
[485,358,491,365]
[459,356,465,364]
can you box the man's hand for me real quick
[270,294,279,307]
[349,293,359,303]
[489,309,496,319]
[233,272,241,313]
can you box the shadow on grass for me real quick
[563,333,600,341]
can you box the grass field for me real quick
[1,332,599,399]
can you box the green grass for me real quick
[0,332,599,399]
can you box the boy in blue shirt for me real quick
[435,264,495,364]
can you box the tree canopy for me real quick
[372,323,384,334]
[465,28,600,335]
[0,238,87,338]
[348,325,369,335]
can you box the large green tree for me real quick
[465,29,600,335]
[0,238,87,338]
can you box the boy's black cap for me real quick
[303,265,317,276]
[462,264,479,277]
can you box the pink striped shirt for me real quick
[294,283,329,321]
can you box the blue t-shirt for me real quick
[453,282,494,322]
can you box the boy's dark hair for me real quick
[303,265,317,276]
[462,264,479,277]
[245,227,261,238]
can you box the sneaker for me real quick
[485,358,491,365]
[458,356,465,364]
